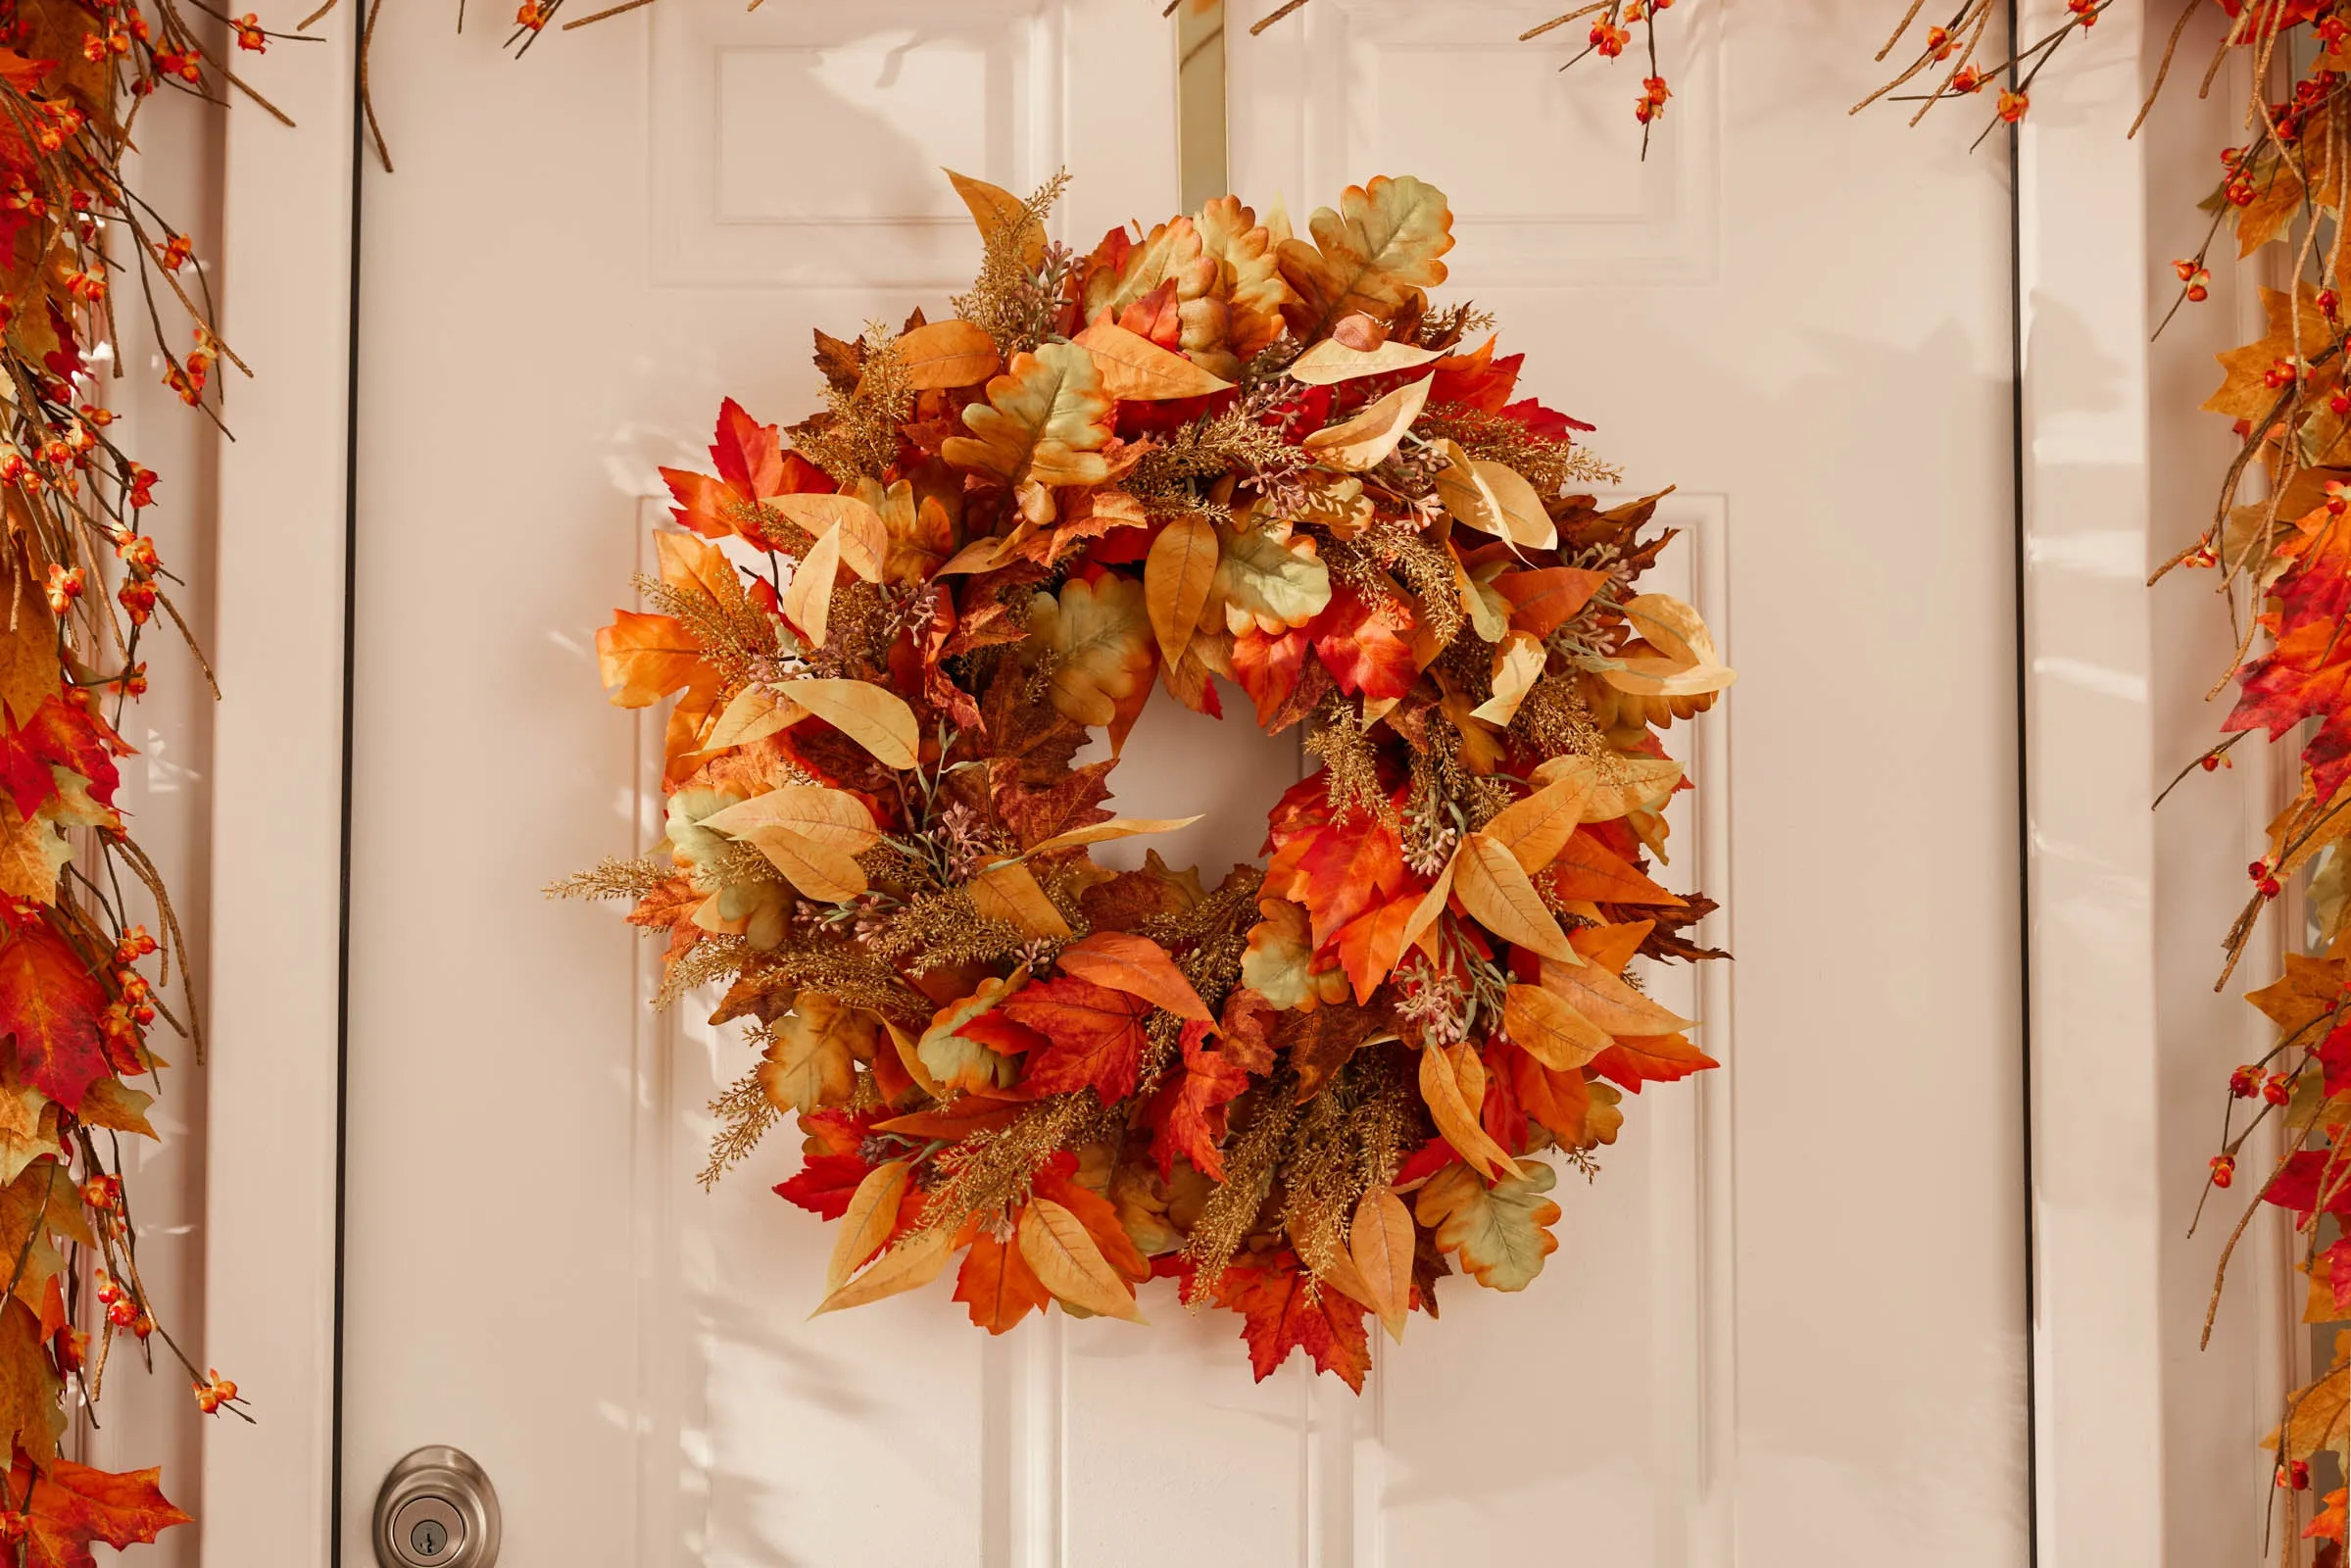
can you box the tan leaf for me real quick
[1028,575,1155,734]
[826,1160,911,1292]
[1533,753,1682,822]
[1539,956,1694,1036]
[944,168,1046,268]
[1018,1199,1147,1322]
[1073,319,1235,401]
[1417,1039,1519,1183]
[781,679,920,769]
[1503,984,1610,1070]
[1287,336,1445,385]
[706,684,804,751]
[1145,514,1219,664]
[1350,1186,1415,1343]
[1481,767,1597,873]
[895,318,1002,390]
[759,996,873,1113]
[970,858,1074,938]
[1437,445,1555,550]
[1055,931,1212,1021]
[778,524,842,646]
[1025,814,1203,855]
[810,1226,956,1316]
[1301,375,1432,472]
[1451,831,1576,960]
[704,786,881,855]
[1279,174,1455,338]
[743,826,868,904]
[770,494,888,584]
[1604,593,1736,698]
[1469,631,1546,727]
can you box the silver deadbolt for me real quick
[373,1446,500,1568]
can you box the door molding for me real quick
[2015,1,2297,1562]
[200,5,360,1563]
[198,3,2293,1560]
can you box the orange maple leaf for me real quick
[1001,976,1154,1102]
[0,929,107,1111]
[1209,1254,1372,1392]
[9,1454,190,1568]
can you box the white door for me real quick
[336,2,2028,1564]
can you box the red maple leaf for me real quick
[11,1455,190,1568]
[772,1153,871,1220]
[660,398,828,545]
[1306,587,1417,702]
[1427,339,1522,413]
[1210,1254,1372,1391]
[1264,797,1407,948]
[0,929,106,1111]
[1498,396,1594,438]
[2264,1149,2351,1217]
[1001,976,1154,1102]
[1144,1019,1252,1179]
[1231,625,1311,728]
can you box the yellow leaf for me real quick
[1073,319,1235,401]
[1396,856,1456,959]
[1287,336,1444,385]
[895,318,1002,390]
[1350,1186,1415,1343]
[1301,375,1432,472]
[1604,593,1736,699]
[780,678,920,769]
[810,1226,956,1316]
[1145,513,1220,664]
[942,343,1115,489]
[1452,831,1576,960]
[1502,984,1610,1070]
[827,1160,911,1292]
[1416,1039,1519,1183]
[1437,444,1554,550]
[778,524,841,647]
[970,858,1074,938]
[1280,174,1455,337]
[944,167,1046,268]
[1469,631,1546,726]
[1025,814,1203,855]
[595,610,701,709]
[770,494,888,584]
[1028,575,1155,733]
[1480,766,1595,873]
[1019,1199,1147,1323]
[703,786,880,855]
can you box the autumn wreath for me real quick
[568,170,1732,1387]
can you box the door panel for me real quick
[342,1,2026,1563]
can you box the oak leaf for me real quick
[943,343,1115,489]
[1278,174,1455,340]
[1026,574,1155,742]
[1216,523,1332,634]
[759,996,873,1114]
[1240,897,1348,1011]
[1413,1158,1561,1292]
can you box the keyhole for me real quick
[411,1519,447,1558]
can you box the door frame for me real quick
[197,4,2282,1563]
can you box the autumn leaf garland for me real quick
[570,170,1731,1390]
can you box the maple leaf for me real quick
[954,1229,1052,1334]
[1305,585,1417,701]
[1427,337,1522,412]
[2206,285,2340,423]
[1277,175,1455,341]
[773,1152,871,1220]
[1231,625,1311,729]
[1210,1254,1372,1391]
[9,1454,189,1568]
[1262,797,1407,948]
[942,343,1115,489]
[1275,999,1381,1101]
[1145,1019,1251,1179]
[0,929,104,1112]
[2266,1150,2351,1218]
[1002,976,1154,1101]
